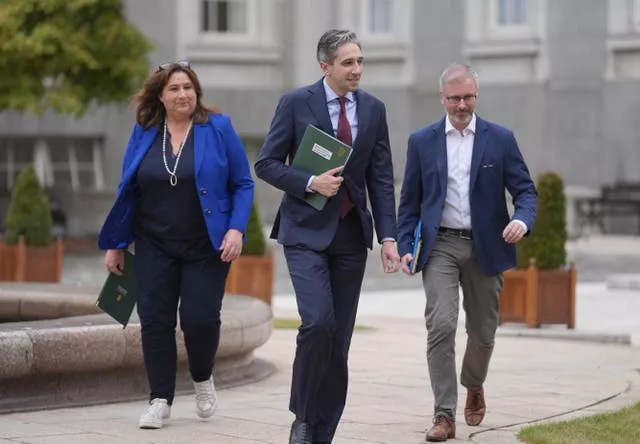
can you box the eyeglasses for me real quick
[445,94,477,105]
[156,60,191,72]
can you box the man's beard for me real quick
[452,112,471,124]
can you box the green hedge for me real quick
[242,202,267,256]
[516,171,567,269]
[4,165,53,246]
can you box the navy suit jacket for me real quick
[98,113,255,251]
[254,79,397,251]
[397,116,537,276]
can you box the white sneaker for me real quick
[193,376,217,419]
[138,398,171,429]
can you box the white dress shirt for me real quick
[441,114,475,230]
[440,113,527,232]
[323,78,358,140]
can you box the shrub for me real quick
[516,171,567,269]
[242,202,267,256]
[4,165,53,246]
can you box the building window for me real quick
[0,140,33,192]
[0,137,104,193]
[497,0,527,26]
[201,0,248,33]
[368,0,394,34]
[633,0,640,31]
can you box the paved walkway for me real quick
[275,280,640,347]
[1,309,640,443]
[3,234,640,443]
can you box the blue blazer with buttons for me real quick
[98,113,255,252]
[397,116,537,276]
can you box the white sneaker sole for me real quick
[139,419,163,429]
[139,409,170,429]
[196,399,218,420]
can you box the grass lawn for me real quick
[518,402,640,444]
[273,318,375,331]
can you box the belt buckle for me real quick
[460,230,472,240]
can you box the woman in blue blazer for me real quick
[98,61,254,429]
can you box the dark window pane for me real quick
[13,139,33,164]
[217,0,228,32]
[53,169,72,188]
[202,0,246,33]
[202,0,209,31]
[79,170,95,188]
[74,140,94,163]
[47,139,69,163]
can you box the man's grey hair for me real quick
[439,63,479,91]
[316,29,361,64]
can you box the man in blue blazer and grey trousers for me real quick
[255,29,400,444]
[397,63,537,442]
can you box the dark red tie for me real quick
[336,96,353,218]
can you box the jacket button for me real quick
[200,188,208,195]
[205,209,212,215]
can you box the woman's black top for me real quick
[133,129,213,258]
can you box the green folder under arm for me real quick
[290,124,353,211]
[96,250,137,328]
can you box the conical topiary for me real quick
[516,171,567,269]
[4,164,53,246]
[242,202,266,256]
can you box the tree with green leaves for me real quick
[0,0,153,116]
[4,165,53,246]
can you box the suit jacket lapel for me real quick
[353,90,369,149]
[469,117,488,193]
[434,118,448,196]
[124,126,157,184]
[306,80,333,135]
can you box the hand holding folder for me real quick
[290,124,353,211]
[96,250,137,328]
[408,220,423,275]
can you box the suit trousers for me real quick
[422,231,503,420]
[134,235,230,405]
[284,210,367,442]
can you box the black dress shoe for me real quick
[289,419,312,444]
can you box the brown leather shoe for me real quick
[464,388,486,426]
[425,415,456,442]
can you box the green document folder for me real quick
[290,124,353,211]
[96,250,137,328]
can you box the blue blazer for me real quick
[397,116,537,276]
[98,113,255,251]
[254,79,397,251]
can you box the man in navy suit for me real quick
[397,63,537,442]
[255,29,400,444]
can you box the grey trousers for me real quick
[422,231,503,420]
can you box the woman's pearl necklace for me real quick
[162,119,193,186]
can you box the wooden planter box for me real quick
[499,261,577,329]
[224,248,274,305]
[0,236,64,283]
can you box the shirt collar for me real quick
[323,77,355,104]
[445,113,476,135]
